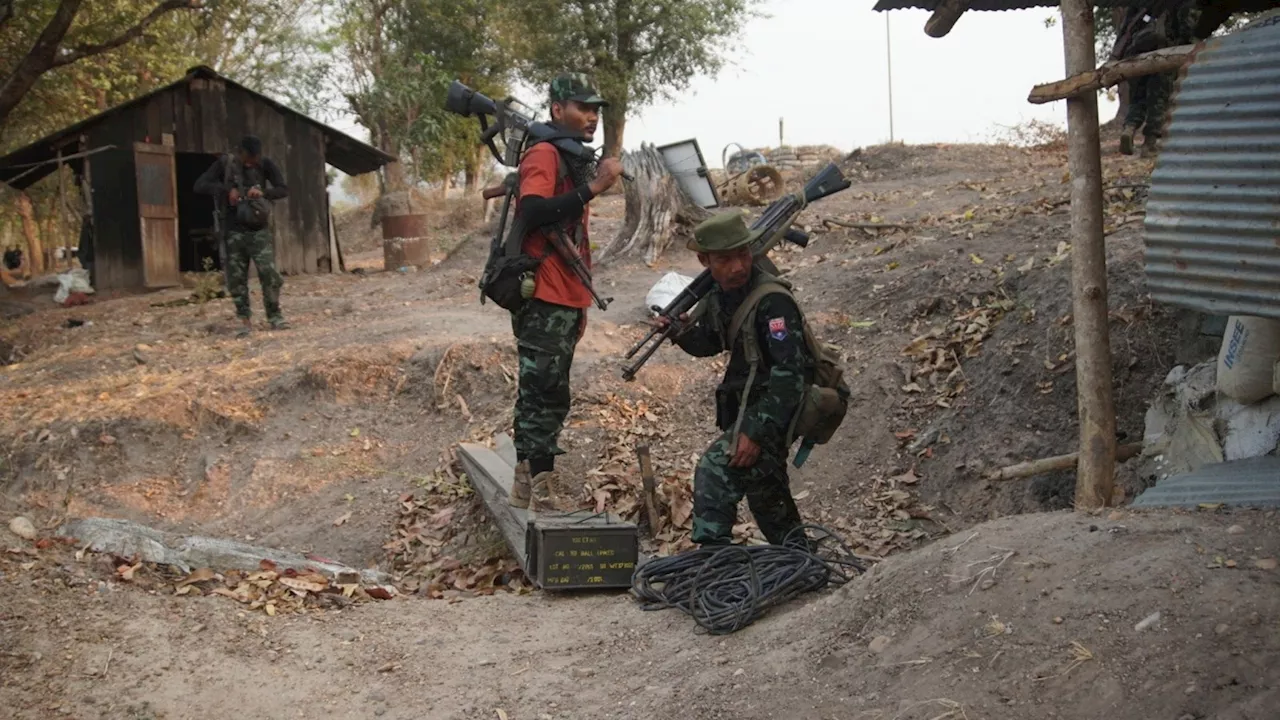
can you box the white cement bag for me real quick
[645,272,694,314]
[1216,316,1280,405]
[53,268,94,305]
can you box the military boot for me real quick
[1119,124,1138,156]
[509,460,532,509]
[530,471,560,513]
[1140,134,1160,158]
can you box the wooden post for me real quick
[925,0,971,38]
[1028,44,1195,104]
[1060,0,1117,509]
[778,117,784,147]
[635,445,661,537]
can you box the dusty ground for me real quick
[3,138,1275,718]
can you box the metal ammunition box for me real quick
[525,511,639,590]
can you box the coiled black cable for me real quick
[630,525,866,635]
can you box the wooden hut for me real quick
[0,66,395,291]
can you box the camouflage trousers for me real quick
[1124,71,1175,138]
[512,299,583,463]
[226,228,284,322]
[691,431,803,546]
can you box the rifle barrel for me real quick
[619,162,851,380]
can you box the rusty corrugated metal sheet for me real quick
[1143,18,1280,320]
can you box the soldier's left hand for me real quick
[247,186,263,199]
[729,433,760,468]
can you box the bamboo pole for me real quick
[987,443,1141,482]
[1028,44,1195,104]
[1061,0,1117,509]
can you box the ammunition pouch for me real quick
[714,385,739,431]
[481,253,543,312]
[786,344,850,445]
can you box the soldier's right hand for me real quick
[650,312,689,330]
[590,157,623,195]
[228,188,241,205]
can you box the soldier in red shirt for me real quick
[508,73,622,512]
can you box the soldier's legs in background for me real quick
[249,229,286,325]
[218,235,229,289]
[512,299,581,474]
[225,231,253,320]
[1121,77,1151,156]
[1141,70,1175,154]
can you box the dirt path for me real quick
[3,509,1278,720]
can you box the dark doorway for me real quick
[175,152,220,272]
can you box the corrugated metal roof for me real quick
[1143,19,1280,319]
[872,0,1172,11]
[1131,456,1280,508]
[0,66,395,189]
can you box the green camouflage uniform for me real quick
[512,299,583,462]
[673,267,814,546]
[1122,6,1196,144]
[193,152,288,325]
[226,228,284,323]
[508,72,605,474]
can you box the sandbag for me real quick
[1216,316,1280,405]
[645,272,694,314]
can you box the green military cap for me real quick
[687,210,764,252]
[549,73,608,106]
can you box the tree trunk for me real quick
[464,146,482,193]
[596,143,711,267]
[1061,0,1118,509]
[0,0,84,127]
[16,191,45,276]
[602,89,628,159]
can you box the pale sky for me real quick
[329,0,1118,193]
[622,0,1117,161]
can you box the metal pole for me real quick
[886,13,895,142]
[1060,0,1116,509]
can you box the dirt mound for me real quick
[653,509,1280,720]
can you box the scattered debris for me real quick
[1134,611,1161,632]
[57,517,391,584]
[8,516,37,540]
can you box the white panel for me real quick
[656,139,719,209]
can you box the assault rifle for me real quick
[620,162,852,381]
[445,80,632,180]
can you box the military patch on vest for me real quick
[768,316,787,340]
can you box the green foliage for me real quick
[178,0,336,117]
[0,0,334,153]
[0,1,200,151]
[510,0,765,153]
[332,0,512,184]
